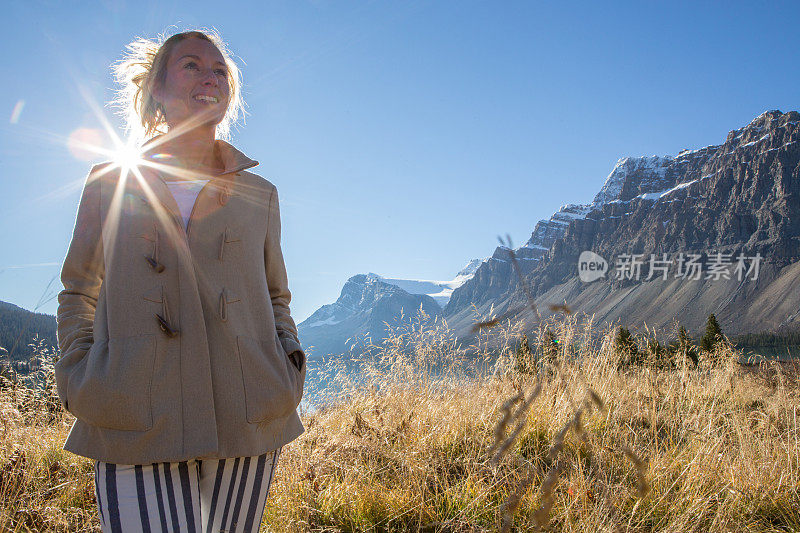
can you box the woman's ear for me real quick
[151,82,163,106]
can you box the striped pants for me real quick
[93,449,280,533]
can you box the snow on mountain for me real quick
[380,259,483,307]
[456,258,483,278]
[298,272,444,356]
[517,203,594,262]
[516,156,680,262]
[633,171,720,202]
[592,155,673,205]
[306,147,720,336]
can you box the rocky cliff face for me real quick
[445,110,800,337]
[444,147,712,321]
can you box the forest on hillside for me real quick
[0,301,57,362]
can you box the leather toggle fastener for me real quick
[144,225,165,272]
[156,313,179,337]
[154,288,178,336]
[145,255,166,272]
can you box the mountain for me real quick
[444,110,800,338]
[0,300,57,362]
[298,262,481,357]
[444,147,716,320]
[445,203,595,316]
[301,110,800,354]
[297,273,441,357]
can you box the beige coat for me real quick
[55,139,306,465]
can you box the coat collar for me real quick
[140,136,259,179]
[213,139,260,176]
[134,137,258,223]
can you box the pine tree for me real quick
[700,314,723,352]
[669,325,698,366]
[615,326,641,367]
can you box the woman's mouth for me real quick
[194,95,219,104]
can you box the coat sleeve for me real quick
[54,165,106,413]
[265,185,306,371]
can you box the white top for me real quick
[164,179,210,231]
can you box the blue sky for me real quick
[1,0,798,323]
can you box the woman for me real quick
[55,29,306,532]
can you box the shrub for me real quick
[646,336,675,368]
[514,334,534,374]
[537,328,560,369]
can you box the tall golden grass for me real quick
[1,314,798,532]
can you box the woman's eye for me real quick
[215,69,228,77]
[184,62,198,70]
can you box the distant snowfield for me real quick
[380,259,483,307]
[381,276,466,307]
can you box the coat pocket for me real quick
[236,335,304,424]
[66,335,156,431]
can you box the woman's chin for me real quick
[193,105,226,124]
[170,110,226,134]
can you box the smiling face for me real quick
[153,37,231,133]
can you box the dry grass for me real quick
[2,316,799,532]
[1,358,98,532]
[266,312,799,532]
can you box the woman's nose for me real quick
[200,68,218,86]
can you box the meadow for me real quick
[1,313,798,532]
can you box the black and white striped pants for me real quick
[93,449,280,533]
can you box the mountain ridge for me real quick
[301,110,800,354]
[444,109,800,338]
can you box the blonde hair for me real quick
[112,28,244,142]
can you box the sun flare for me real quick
[112,137,145,178]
